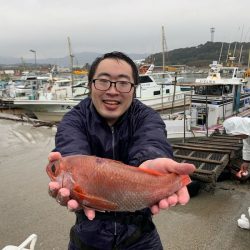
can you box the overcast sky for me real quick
[1,0,250,59]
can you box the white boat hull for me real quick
[13,99,80,122]
[139,92,191,111]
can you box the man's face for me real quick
[91,58,135,126]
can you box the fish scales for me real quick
[46,155,191,212]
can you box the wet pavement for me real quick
[0,119,249,250]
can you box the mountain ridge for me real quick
[149,41,250,67]
[1,41,250,67]
[0,52,149,67]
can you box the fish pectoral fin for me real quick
[138,167,165,176]
[73,185,118,211]
[181,175,192,186]
[81,204,106,213]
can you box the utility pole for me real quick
[210,27,215,42]
[29,49,37,69]
[20,57,26,72]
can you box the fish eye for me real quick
[51,164,56,173]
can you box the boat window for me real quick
[153,90,161,95]
[154,74,172,85]
[181,87,192,91]
[16,93,26,97]
[194,86,206,95]
[219,69,234,79]
[194,85,225,95]
[139,76,153,83]
[240,100,244,108]
[26,77,37,80]
[59,82,71,87]
[223,85,233,94]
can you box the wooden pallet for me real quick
[173,134,243,186]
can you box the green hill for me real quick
[147,41,250,67]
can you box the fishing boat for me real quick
[12,78,89,122]
[0,80,7,97]
[2,73,45,100]
[37,77,88,101]
[12,99,80,122]
[173,60,250,139]
[161,113,194,140]
[137,71,190,111]
[135,26,191,112]
[10,67,190,122]
[243,50,250,90]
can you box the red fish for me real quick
[46,155,191,212]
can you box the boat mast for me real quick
[161,25,168,111]
[238,44,243,65]
[238,25,245,65]
[68,36,74,87]
[226,41,231,65]
[162,25,167,73]
[248,49,250,69]
[218,43,224,63]
[232,41,237,58]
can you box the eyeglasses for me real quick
[92,79,135,93]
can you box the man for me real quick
[48,51,195,249]
[223,116,250,180]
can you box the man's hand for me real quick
[240,162,249,172]
[47,152,96,220]
[236,162,250,179]
[139,158,196,215]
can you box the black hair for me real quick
[88,51,139,87]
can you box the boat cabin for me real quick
[180,61,250,128]
[136,72,191,110]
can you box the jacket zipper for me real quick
[111,126,117,236]
[111,126,115,160]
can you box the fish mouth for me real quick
[46,162,56,181]
[61,173,65,188]
[60,172,74,190]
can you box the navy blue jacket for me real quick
[55,97,173,166]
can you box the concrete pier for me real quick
[0,120,249,249]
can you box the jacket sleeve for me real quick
[127,107,173,166]
[54,106,91,156]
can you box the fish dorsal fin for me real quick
[104,157,164,176]
[138,167,165,176]
[73,185,119,211]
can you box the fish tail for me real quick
[181,175,192,186]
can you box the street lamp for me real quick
[29,49,37,69]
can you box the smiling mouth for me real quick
[103,100,120,105]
